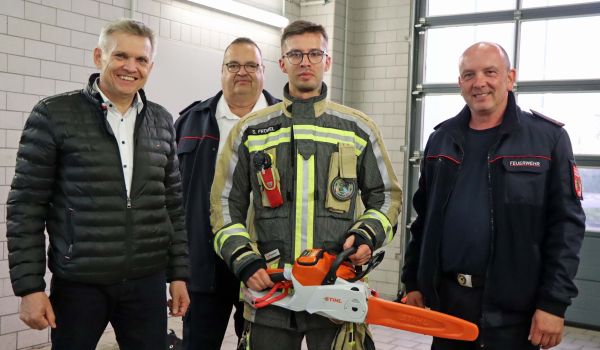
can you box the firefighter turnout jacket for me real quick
[210,83,402,285]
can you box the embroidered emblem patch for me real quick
[508,160,541,168]
[572,164,583,200]
[330,177,355,201]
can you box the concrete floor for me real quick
[30,314,600,350]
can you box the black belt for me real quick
[447,273,485,288]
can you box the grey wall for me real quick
[0,0,412,348]
[146,38,287,118]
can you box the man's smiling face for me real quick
[94,32,154,104]
[458,43,515,118]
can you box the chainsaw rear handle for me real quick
[322,247,357,285]
[265,268,286,283]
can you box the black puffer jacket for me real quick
[7,74,189,297]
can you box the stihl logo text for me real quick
[324,297,342,304]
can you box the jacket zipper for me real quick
[65,208,75,260]
[479,135,504,348]
[434,144,464,305]
[122,110,141,281]
[99,104,140,281]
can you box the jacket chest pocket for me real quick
[251,147,288,220]
[315,144,358,222]
[424,154,461,185]
[176,138,199,178]
[501,157,550,205]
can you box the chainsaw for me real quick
[243,248,478,341]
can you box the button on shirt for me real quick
[215,94,268,156]
[93,79,143,196]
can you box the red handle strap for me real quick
[253,281,293,308]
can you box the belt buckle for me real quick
[457,273,473,288]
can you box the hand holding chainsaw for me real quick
[246,268,274,292]
[342,235,371,266]
[243,248,479,341]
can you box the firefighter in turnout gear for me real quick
[210,20,402,350]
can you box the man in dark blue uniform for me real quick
[402,42,586,350]
[175,37,279,350]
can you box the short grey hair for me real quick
[98,19,157,59]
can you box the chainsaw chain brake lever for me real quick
[321,247,357,285]
[347,250,385,282]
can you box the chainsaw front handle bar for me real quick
[322,247,357,285]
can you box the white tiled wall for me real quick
[0,0,411,348]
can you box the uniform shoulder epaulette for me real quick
[530,109,564,127]
[179,100,203,116]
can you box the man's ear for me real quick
[147,61,154,74]
[278,58,287,74]
[507,68,516,91]
[93,47,103,69]
[323,54,332,72]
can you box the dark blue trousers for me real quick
[182,290,244,350]
[182,258,243,350]
[49,272,167,350]
[431,276,538,350]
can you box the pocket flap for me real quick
[176,138,198,155]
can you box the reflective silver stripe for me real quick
[221,110,283,224]
[294,154,315,259]
[244,125,367,154]
[293,125,366,154]
[328,108,394,214]
[214,223,250,257]
[245,127,292,152]
[359,209,393,244]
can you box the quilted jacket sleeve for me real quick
[160,107,189,282]
[7,101,57,296]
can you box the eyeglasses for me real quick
[223,62,261,73]
[282,50,327,65]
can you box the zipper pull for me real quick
[127,198,132,208]
[65,244,72,260]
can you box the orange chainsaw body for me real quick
[292,249,356,286]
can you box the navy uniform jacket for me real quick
[175,90,279,292]
[402,92,585,327]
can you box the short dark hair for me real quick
[281,20,328,51]
[224,37,262,61]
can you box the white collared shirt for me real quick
[93,79,143,196]
[215,93,268,155]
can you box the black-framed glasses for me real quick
[282,50,327,65]
[224,62,261,73]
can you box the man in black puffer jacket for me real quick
[6,19,189,350]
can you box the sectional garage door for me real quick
[567,231,600,328]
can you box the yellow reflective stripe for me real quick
[213,223,250,258]
[294,125,367,155]
[359,209,394,244]
[306,155,315,251]
[294,154,315,259]
[245,127,292,152]
[294,153,304,259]
[244,124,367,154]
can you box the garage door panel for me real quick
[566,279,600,327]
